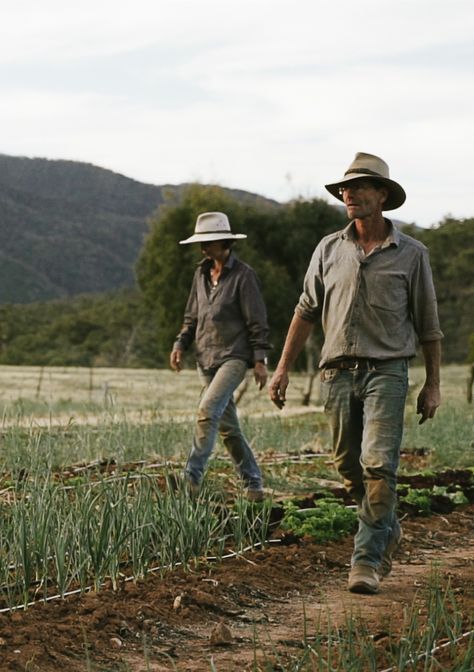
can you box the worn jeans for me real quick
[321,359,408,570]
[184,358,263,490]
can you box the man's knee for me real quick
[364,478,397,522]
[197,403,220,425]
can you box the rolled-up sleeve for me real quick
[295,244,325,323]
[410,249,444,343]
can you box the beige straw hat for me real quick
[325,152,406,211]
[179,212,247,244]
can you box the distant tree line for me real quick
[0,185,472,368]
[0,290,152,368]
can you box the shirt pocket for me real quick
[365,270,408,313]
[363,271,409,339]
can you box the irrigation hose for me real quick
[378,630,474,672]
[0,539,282,614]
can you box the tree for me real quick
[136,185,346,367]
[405,217,474,363]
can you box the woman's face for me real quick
[200,240,229,261]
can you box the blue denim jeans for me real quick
[321,359,408,570]
[184,358,263,490]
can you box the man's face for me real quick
[339,179,388,219]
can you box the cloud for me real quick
[0,0,473,226]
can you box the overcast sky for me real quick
[1,0,473,227]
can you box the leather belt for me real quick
[324,358,376,370]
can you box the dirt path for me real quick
[0,505,473,671]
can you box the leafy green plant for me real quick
[280,498,357,542]
[399,484,469,515]
[400,488,433,514]
[433,484,469,505]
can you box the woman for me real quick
[170,211,270,500]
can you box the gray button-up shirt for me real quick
[174,253,270,371]
[296,221,443,367]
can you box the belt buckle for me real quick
[349,359,359,370]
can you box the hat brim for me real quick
[179,233,247,245]
[325,173,406,211]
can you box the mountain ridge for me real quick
[0,153,280,304]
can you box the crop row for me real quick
[0,474,272,611]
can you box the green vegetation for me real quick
[468,333,474,363]
[399,485,469,514]
[280,498,357,541]
[404,217,474,364]
[0,364,470,473]
[399,487,433,514]
[0,473,272,609]
[0,360,471,672]
[0,289,159,367]
[402,402,474,469]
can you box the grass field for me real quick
[0,363,472,467]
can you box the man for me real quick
[170,211,270,501]
[269,153,443,593]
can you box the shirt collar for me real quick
[199,251,237,273]
[340,219,400,247]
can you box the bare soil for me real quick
[0,498,473,672]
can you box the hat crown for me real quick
[344,152,390,179]
[195,212,231,234]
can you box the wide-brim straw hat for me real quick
[325,152,406,211]
[179,212,247,244]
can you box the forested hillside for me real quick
[0,154,165,302]
[0,154,275,303]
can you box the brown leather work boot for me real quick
[348,565,380,594]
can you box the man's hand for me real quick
[268,313,313,410]
[253,362,268,390]
[169,349,183,372]
[416,383,441,424]
[418,340,442,424]
[269,368,289,409]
